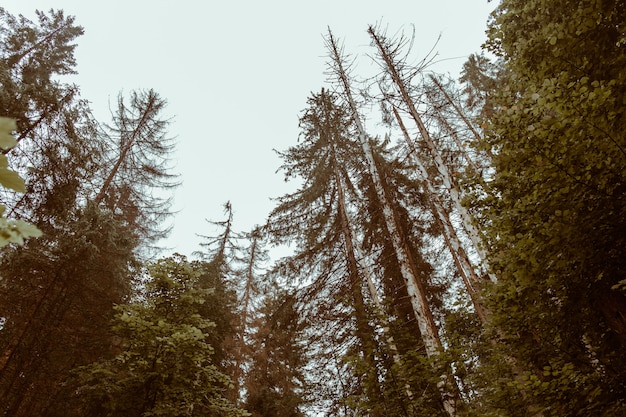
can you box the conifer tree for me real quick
[266,89,386,415]
[0,8,82,153]
[94,88,178,246]
[0,9,178,415]
[185,205,240,405]
[357,143,454,416]
[231,226,267,405]
[0,10,125,415]
[244,287,307,417]
[367,25,491,283]
[325,29,461,416]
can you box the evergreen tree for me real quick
[94,88,178,246]
[267,89,387,415]
[194,202,241,397]
[325,29,462,416]
[0,8,82,152]
[358,143,452,416]
[0,9,130,416]
[0,203,138,417]
[231,226,268,405]
[0,9,178,415]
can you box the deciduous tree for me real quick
[473,0,626,414]
[74,255,245,417]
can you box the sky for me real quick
[3,0,497,258]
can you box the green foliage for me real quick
[0,9,145,415]
[266,90,370,414]
[74,255,246,417]
[0,117,41,246]
[0,202,138,416]
[472,0,626,415]
[0,7,83,132]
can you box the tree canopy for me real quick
[1,2,625,416]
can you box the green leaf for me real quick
[0,117,17,149]
[0,167,26,192]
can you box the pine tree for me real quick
[194,202,241,391]
[367,25,492,283]
[231,226,267,405]
[266,89,386,415]
[0,8,82,153]
[244,287,307,417]
[325,29,462,416]
[94,88,178,246]
[0,10,129,415]
[357,142,454,416]
[0,9,178,415]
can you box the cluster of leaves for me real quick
[0,117,40,246]
[468,0,626,415]
[74,255,246,417]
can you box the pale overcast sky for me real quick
[4,1,496,257]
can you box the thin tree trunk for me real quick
[392,106,487,323]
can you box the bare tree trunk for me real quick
[392,106,487,323]
[368,26,495,284]
[325,29,461,417]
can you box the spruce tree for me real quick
[0,9,178,415]
[266,89,385,414]
[244,287,307,417]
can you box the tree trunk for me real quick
[392,105,487,323]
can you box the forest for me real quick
[0,1,625,416]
